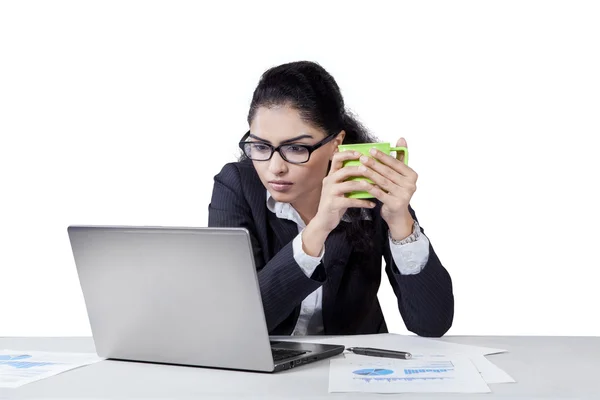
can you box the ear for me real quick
[329,130,346,159]
[334,130,346,146]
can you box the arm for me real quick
[388,219,430,275]
[207,163,325,332]
[383,206,454,337]
[351,142,454,337]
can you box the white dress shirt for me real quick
[266,191,430,335]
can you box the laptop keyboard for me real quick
[271,347,307,362]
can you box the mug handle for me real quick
[390,146,409,165]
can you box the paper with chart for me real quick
[0,350,103,388]
[276,333,514,384]
[329,354,491,394]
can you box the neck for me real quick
[291,186,322,225]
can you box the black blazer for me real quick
[208,160,454,337]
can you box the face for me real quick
[248,105,345,204]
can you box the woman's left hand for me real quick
[358,137,418,241]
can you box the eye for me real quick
[251,143,271,152]
[286,145,307,153]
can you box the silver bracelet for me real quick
[389,220,421,245]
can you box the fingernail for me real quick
[369,148,377,155]
[359,165,367,172]
[354,152,361,157]
[369,202,376,207]
[360,156,369,163]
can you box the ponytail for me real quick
[338,111,379,254]
[340,111,378,144]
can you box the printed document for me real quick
[0,350,103,388]
[329,354,491,394]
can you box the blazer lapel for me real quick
[266,211,302,335]
[267,211,299,252]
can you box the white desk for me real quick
[1,335,598,399]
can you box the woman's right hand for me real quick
[301,150,375,257]
[313,150,377,233]
[315,151,375,232]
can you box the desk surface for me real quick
[0,335,598,399]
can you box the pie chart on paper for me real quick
[0,355,31,361]
[352,368,394,376]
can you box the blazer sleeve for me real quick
[383,206,455,337]
[207,163,325,333]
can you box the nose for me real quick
[268,151,288,176]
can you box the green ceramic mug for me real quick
[337,142,409,199]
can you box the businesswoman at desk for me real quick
[208,61,454,338]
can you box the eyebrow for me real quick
[248,133,314,144]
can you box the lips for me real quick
[268,181,294,193]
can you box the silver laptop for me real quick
[67,225,344,372]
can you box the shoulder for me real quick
[212,159,265,208]
[214,159,261,186]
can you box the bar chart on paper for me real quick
[0,354,58,369]
[0,350,103,388]
[329,355,491,394]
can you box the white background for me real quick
[1,1,599,337]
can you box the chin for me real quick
[269,191,297,204]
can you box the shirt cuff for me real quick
[292,230,325,278]
[389,227,430,275]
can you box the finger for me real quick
[329,151,361,175]
[332,180,374,196]
[396,137,407,163]
[337,197,377,209]
[367,148,416,178]
[362,183,395,205]
[358,155,404,187]
[359,165,406,193]
[359,163,417,197]
[329,165,367,183]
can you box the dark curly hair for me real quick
[244,61,379,253]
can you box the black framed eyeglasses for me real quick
[238,131,339,164]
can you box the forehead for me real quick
[249,105,326,142]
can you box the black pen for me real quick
[346,347,412,360]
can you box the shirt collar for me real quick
[266,190,307,228]
[266,190,370,224]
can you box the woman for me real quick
[208,61,453,337]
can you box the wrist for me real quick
[308,213,333,236]
[388,214,415,241]
[302,217,330,257]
